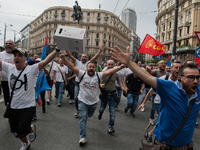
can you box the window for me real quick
[61,10,65,14]
[96,33,99,38]
[162,35,165,42]
[55,16,57,20]
[85,48,88,53]
[188,11,191,20]
[97,27,100,30]
[104,34,106,39]
[109,42,111,47]
[96,41,99,46]
[179,29,182,36]
[86,32,89,38]
[50,11,52,14]
[62,16,65,21]
[87,18,90,22]
[86,26,90,30]
[180,16,183,24]
[49,24,51,28]
[54,24,57,28]
[104,28,107,31]
[98,13,101,17]
[49,31,51,36]
[186,40,189,46]
[49,37,51,43]
[187,26,190,34]
[109,35,111,40]
[87,40,89,46]
[97,19,100,23]
[163,24,165,31]
[96,49,98,53]
[189,0,192,5]
[110,22,112,25]
[168,33,171,40]
[87,13,90,16]
[55,10,57,14]
[105,20,107,24]
[169,22,172,29]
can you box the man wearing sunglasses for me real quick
[110,46,200,150]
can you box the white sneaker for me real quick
[149,119,154,125]
[69,100,73,104]
[79,138,86,145]
[75,111,79,118]
[140,107,145,112]
[46,99,50,105]
[29,125,36,142]
[20,140,31,150]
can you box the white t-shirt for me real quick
[75,59,89,82]
[53,65,68,82]
[115,67,127,87]
[154,74,177,104]
[0,51,14,81]
[78,70,103,105]
[102,66,107,72]
[126,68,133,75]
[45,61,57,80]
[2,62,39,109]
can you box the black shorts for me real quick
[9,106,36,138]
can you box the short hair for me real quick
[171,61,181,67]
[178,63,199,76]
[183,59,193,65]
[87,62,96,67]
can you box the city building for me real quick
[20,24,31,52]
[156,0,200,62]
[121,8,142,61]
[29,6,131,63]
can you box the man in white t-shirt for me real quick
[59,53,125,145]
[53,58,68,107]
[66,44,105,117]
[0,40,15,106]
[0,47,60,150]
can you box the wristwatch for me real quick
[55,48,60,52]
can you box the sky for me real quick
[0,0,158,47]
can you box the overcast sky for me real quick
[0,0,158,47]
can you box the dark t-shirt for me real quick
[126,73,144,95]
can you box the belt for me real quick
[155,138,193,150]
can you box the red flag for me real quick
[138,34,166,56]
[195,58,200,67]
[37,97,42,106]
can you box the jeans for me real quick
[55,82,64,104]
[126,93,139,114]
[74,82,79,110]
[115,86,122,107]
[150,94,156,119]
[155,103,160,115]
[141,87,151,104]
[99,95,116,127]
[78,100,97,138]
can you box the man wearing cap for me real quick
[0,47,60,150]
[0,40,15,106]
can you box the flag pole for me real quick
[172,0,179,63]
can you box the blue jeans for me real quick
[78,100,97,138]
[150,94,156,119]
[155,103,160,115]
[99,95,116,127]
[126,93,139,114]
[74,82,79,110]
[115,86,122,107]
[55,82,64,104]
[141,87,151,104]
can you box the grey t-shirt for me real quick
[153,70,168,78]
[102,73,119,91]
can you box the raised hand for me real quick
[99,44,105,52]
[59,54,65,60]
[110,46,130,66]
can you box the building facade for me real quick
[155,0,200,62]
[29,6,131,63]
[20,24,31,52]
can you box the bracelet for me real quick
[118,66,121,69]
[55,48,60,52]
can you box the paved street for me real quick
[1,91,200,150]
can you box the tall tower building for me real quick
[121,8,137,33]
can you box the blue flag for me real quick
[167,54,171,67]
[35,36,51,101]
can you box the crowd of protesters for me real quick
[0,40,200,150]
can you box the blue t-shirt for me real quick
[154,78,200,146]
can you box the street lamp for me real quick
[4,23,13,47]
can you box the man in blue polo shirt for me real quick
[110,46,200,149]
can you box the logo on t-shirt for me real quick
[82,81,97,90]
[10,74,28,91]
[195,98,200,105]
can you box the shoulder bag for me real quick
[46,62,53,82]
[56,65,67,89]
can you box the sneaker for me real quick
[58,103,61,107]
[130,113,135,118]
[196,122,198,126]
[32,115,37,121]
[115,106,119,111]
[149,119,154,125]
[20,140,31,150]
[140,107,145,112]
[46,99,50,105]
[75,111,79,118]
[29,125,36,142]
[69,100,73,104]
[98,112,103,120]
[79,138,86,145]
[108,126,115,134]
[124,107,129,113]
[42,106,46,113]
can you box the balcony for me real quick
[176,46,195,53]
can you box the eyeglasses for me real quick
[181,75,200,82]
